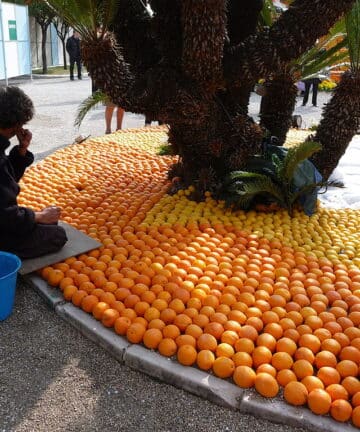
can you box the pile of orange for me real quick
[18,128,360,427]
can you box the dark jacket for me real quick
[66,36,81,60]
[0,135,35,237]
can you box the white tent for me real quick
[0,1,32,84]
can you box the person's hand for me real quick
[17,128,32,156]
[34,206,61,224]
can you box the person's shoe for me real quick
[78,76,82,80]
[302,103,306,106]
[70,76,74,81]
[312,103,317,107]
[105,129,111,134]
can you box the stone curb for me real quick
[23,274,65,308]
[123,344,243,409]
[56,302,130,362]
[27,275,358,432]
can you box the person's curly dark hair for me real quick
[0,86,34,129]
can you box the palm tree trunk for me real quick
[311,71,360,179]
[260,71,298,145]
[41,26,48,74]
[225,0,356,84]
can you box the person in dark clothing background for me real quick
[66,31,82,81]
[302,77,321,107]
[0,86,67,259]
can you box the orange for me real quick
[252,346,272,368]
[232,352,253,368]
[298,333,321,354]
[162,324,181,340]
[276,337,297,356]
[352,406,360,427]
[126,322,146,344]
[234,338,254,354]
[342,377,360,396]
[326,384,349,401]
[337,359,358,378]
[294,347,315,364]
[143,328,163,349]
[177,344,197,366]
[47,269,65,286]
[330,399,352,422]
[301,376,324,393]
[158,338,177,357]
[271,352,293,371]
[63,284,78,301]
[254,373,279,398]
[314,350,337,369]
[307,389,332,415]
[284,381,308,406]
[216,342,235,358]
[175,334,196,348]
[276,369,297,387]
[353,391,360,407]
[233,365,256,388]
[101,308,120,327]
[212,357,235,378]
[197,333,218,352]
[256,364,277,377]
[92,301,109,320]
[81,294,99,313]
[317,366,341,386]
[292,359,313,380]
[196,349,215,371]
[114,316,131,335]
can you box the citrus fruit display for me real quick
[18,127,360,426]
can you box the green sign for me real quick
[8,20,17,41]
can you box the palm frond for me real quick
[345,0,360,71]
[283,141,322,182]
[74,90,109,127]
[43,0,120,39]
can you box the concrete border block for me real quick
[56,302,129,362]
[239,391,358,432]
[124,344,243,409]
[24,274,65,308]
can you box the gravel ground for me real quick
[0,76,354,432]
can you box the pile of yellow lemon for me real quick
[18,128,360,427]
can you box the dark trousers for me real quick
[303,78,320,106]
[0,224,68,259]
[70,58,82,79]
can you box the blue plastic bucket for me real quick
[0,251,21,321]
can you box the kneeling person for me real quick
[0,86,67,259]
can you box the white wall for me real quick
[0,1,31,79]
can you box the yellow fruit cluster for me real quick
[18,127,360,427]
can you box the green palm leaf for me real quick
[74,89,109,127]
[283,141,322,182]
[346,0,360,72]
[42,0,120,39]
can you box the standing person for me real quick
[0,86,67,259]
[91,81,124,134]
[66,31,82,81]
[105,102,124,134]
[302,77,321,107]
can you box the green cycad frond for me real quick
[283,141,322,182]
[74,90,109,127]
[240,177,284,203]
[346,0,360,72]
[42,0,120,39]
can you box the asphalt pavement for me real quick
[0,75,357,432]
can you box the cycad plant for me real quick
[311,0,360,179]
[220,140,342,216]
[42,0,356,196]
